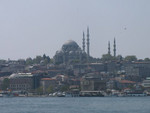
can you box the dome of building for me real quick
[62,40,80,52]
[63,40,78,47]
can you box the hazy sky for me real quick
[0,0,150,60]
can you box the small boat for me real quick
[80,91,104,97]
[0,94,3,97]
[126,93,147,97]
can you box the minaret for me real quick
[82,32,85,52]
[113,38,116,57]
[87,27,90,62]
[108,41,111,55]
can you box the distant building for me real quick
[80,73,106,91]
[73,63,105,76]
[40,78,56,91]
[124,62,150,80]
[54,28,91,65]
[107,79,136,90]
[9,73,34,91]
[116,80,136,90]
[142,77,150,89]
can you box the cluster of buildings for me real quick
[0,28,150,96]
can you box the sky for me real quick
[0,0,150,60]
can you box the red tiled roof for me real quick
[41,78,55,81]
[71,79,80,81]
[120,80,136,84]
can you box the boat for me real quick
[125,92,147,97]
[0,94,3,97]
[80,91,104,97]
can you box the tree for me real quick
[124,55,137,62]
[101,54,115,62]
[0,60,6,64]
[60,85,69,92]
[35,86,43,95]
[46,85,54,94]
[43,56,51,65]
[116,55,123,61]
[43,54,46,59]
[2,78,10,90]
[50,58,54,64]
[33,56,43,64]
[144,58,150,62]
[46,56,51,63]
[26,57,33,65]
[26,55,51,65]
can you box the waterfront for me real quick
[0,97,150,113]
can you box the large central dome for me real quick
[62,40,79,52]
[63,40,78,47]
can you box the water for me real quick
[0,97,150,113]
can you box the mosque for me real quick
[54,27,90,65]
[54,27,117,65]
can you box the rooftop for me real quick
[119,80,136,84]
[9,73,33,79]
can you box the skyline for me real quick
[0,0,150,60]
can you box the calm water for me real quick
[0,97,150,113]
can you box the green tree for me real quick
[50,58,54,63]
[0,60,6,64]
[46,85,54,94]
[35,86,43,95]
[26,57,33,65]
[101,54,115,62]
[2,78,10,90]
[46,56,51,63]
[144,58,150,62]
[33,56,43,64]
[60,85,69,92]
[116,55,123,61]
[124,55,137,62]
[43,56,51,65]
[43,54,46,59]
